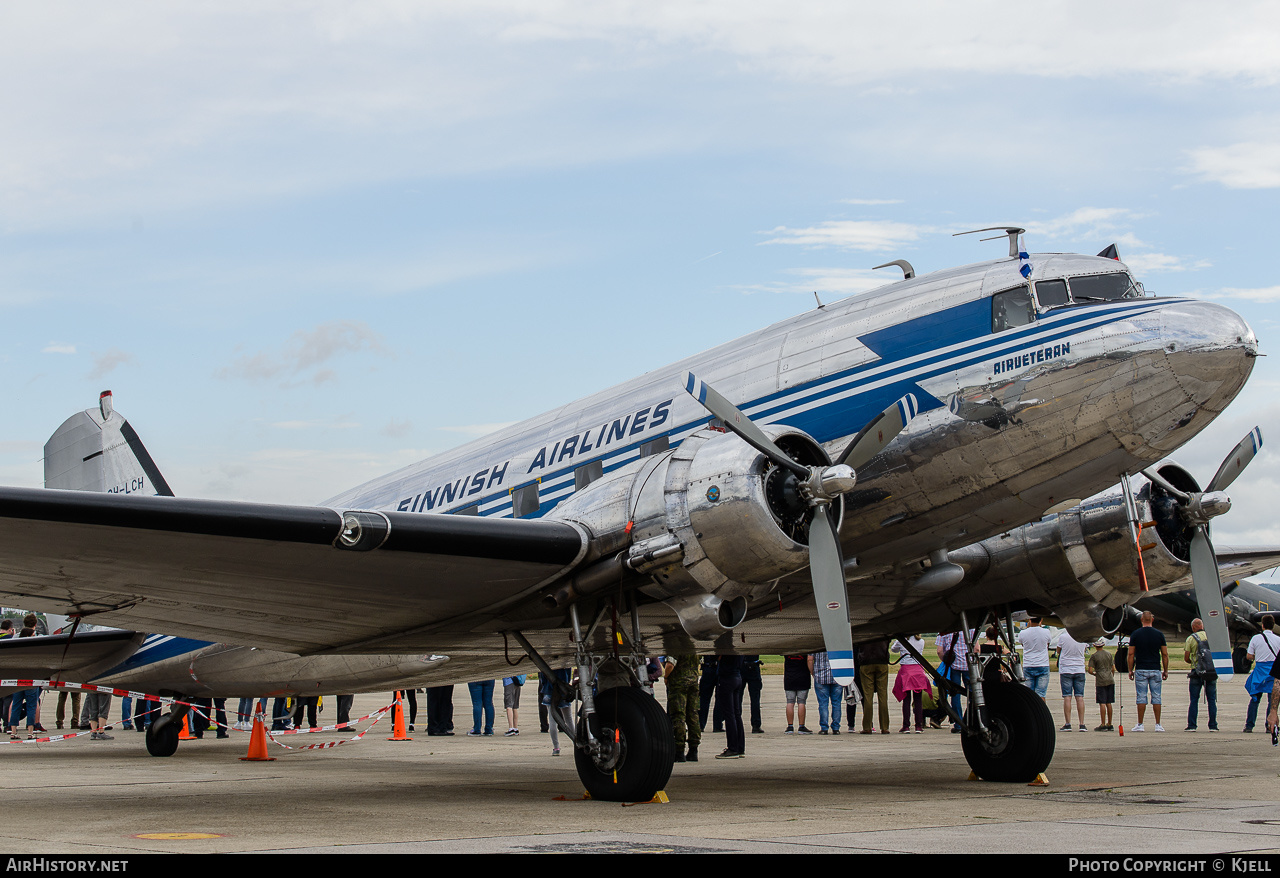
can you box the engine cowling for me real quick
[550,424,837,639]
[962,463,1204,639]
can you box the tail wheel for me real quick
[145,714,180,757]
[574,687,674,802]
[961,680,1056,782]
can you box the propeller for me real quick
[1141,427,1264,681]
[683,372,916,685]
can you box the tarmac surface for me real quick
[2,673,1279,855]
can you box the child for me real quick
[1086,639,1116,731]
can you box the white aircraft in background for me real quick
[0,228,1273,801]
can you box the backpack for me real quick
[1191,633,1217,681]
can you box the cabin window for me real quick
[991,285,1035,333]
[455,504,480,516]
[574,461,603,491]
[511,482,540,518]
[1069,272,1135,302]
[1035,279,1070,309]
[639,436,669,458]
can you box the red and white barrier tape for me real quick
[260,704,394,751]
[1,680,394,750]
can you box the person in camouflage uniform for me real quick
[664,653,701,762]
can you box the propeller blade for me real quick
[808,503,856,685]
[837,394,918,470]
[1140,467,1190,502]
[1206,427,1264,494]
[1188,526,1235,680]
[683,372,808,478]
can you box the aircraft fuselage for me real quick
[326,253,1256,644]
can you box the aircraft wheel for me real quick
[574,686,674,802]
[1233,646,1251,675]
[146,715,180,757]
[961,680,1055,783]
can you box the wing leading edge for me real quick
[0,486,586,655]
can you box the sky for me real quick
[2,2,1279,566]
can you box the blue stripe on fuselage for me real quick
[442,297,1175,520]
[99,633,213,678]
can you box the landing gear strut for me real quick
[960,609,1055,782]
[903,608,1056,782]
[513,599,674,802]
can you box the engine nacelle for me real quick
[963,462,1202,640]
[550,424,834,639]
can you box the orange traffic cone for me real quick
[179,711,195,740]
[240,707,276,761]
[387,690,413,741]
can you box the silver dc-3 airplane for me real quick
[0,227,1274,801]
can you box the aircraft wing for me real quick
[0,486,586,655]
[0,629,146,686]
[1213,546,1280,582]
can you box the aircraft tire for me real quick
[961,680,1055,783]
[574,686,674,802]
[146,715,180,757]
[1233,647,1251,675]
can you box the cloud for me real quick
[0,441,42,456]
[270,420,361,430]
[758,220,928,252]
[42,342,75,354]
[437,422,518,437]
[733,267,891,297]
[88,349,135,379]
[180,446,436,505]
[1121,252,1211,274]
[1024,208,1141,240]
[1205,286,1280,303]
[1187,141,1280,189]
[219,320,390,384]
[381,420,412,439]
[1021,209,1209,276]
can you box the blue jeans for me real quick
[9,689,38,729]
[814,682,843,731]
[945,668,965,726]
[468,681,495,734]
[1187,676,1217,729]
[1134,669,1163,704]
[1024,666,1049,697]
[1245,689,1276,731]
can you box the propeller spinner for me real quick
[683,372,916,685]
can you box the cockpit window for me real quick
[1035,279,1070,309]
[992,285,1035,333]
[1069,272,1138,302]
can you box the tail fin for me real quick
[44,390,174,496]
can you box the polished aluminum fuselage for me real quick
[326,252,1257,653]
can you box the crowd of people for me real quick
[6,611,1280,750]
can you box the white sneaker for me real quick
[1132,723,1145,732]
[1154,724,1165,732]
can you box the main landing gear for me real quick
[900,608,1055,783]
[513,600,674,803]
